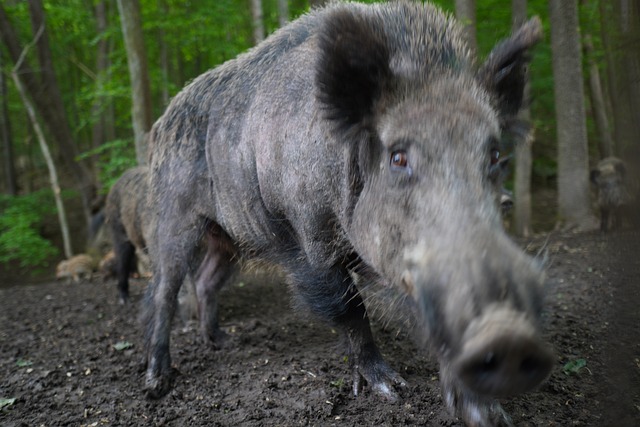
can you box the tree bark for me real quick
[159,0,171,107]
[0,50,17,195]
[511,0,532,237]
[583,31,614,159]
[277,0,289,28]
[12,27,73,258]
[611,0,640,155]
[90,0,110,183]
[116,0,153,165]
[455,0,477,56]
[549,0,594,230]
[251,0,265,45]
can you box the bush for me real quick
[0,190,59,269]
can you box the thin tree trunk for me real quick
[91,1,109,156]
[12,26,72,258]
[117,0,153,165]
[0,50,17,195]
[614,0,640,154]
[277,0,289,28]
[455,0,477,56]
[251,0,265,45]
[583,32,614,159]
[600,0,622,154]
[549,0,594,230]
[159,0,170,107]
[511,0,532,237]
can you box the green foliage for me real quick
[77,138,137,193]
[113,341,134,351]
[562,358,587,375]
[0,190,59,269]
[0,398,16,411]
[15,359,33,367]
[532,156,558,184]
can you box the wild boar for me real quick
[142,2,551,425]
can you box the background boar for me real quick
[590,156,630,232]
[55,254,95,283]
[105,166,152,304]
[142,2,551,425]
[105,167,220,341]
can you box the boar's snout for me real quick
[454,307,553,397]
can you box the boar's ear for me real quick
[316,9,391,137]
[478,17,543,118]
[614,161,626,178]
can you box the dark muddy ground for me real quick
[1,229,638,426]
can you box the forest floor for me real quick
[0,228,639,426]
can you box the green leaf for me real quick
[16,359,33,367]
[113,341,133,351]
[0,398,16,410]
[330,378,344,388]
[563,358,587,375]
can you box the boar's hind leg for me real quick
[114,240,136,304]
[600,207,610,232]
[292,263,407,402]
[143,216,203,399]
[195,228,238,345]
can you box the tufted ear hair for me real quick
[315,7,392,138]
[614,160,626,178]
[478,17,543,119]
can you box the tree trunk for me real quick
[583,31,614,159]
[91,0,110,183]
[455,0,477,55]
[511,0,532,237]
[250,0,265,45]
[549,0,594,230]
[116,0,153,165]
[612,0,640,155]
[11,29,73,258]
[0,50,17,196]
[277,0,289,28]
[0,1,97,229]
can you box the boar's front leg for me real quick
[291,261,407,401]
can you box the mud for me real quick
[1,230,638,426]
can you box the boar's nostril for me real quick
[520,355,541,375]
[480,352,499,373]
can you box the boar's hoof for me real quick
[202,326,230,349]
[351,353,407,402]
[145,370,177,399]
[455,309,554,398]
[144,356,177,399]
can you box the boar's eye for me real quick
[390,150,408,169]
[490,148,500,165]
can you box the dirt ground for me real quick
[1,228,639,427]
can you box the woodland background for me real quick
[0,0,639,273]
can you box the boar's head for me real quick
[316,1,552,411]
